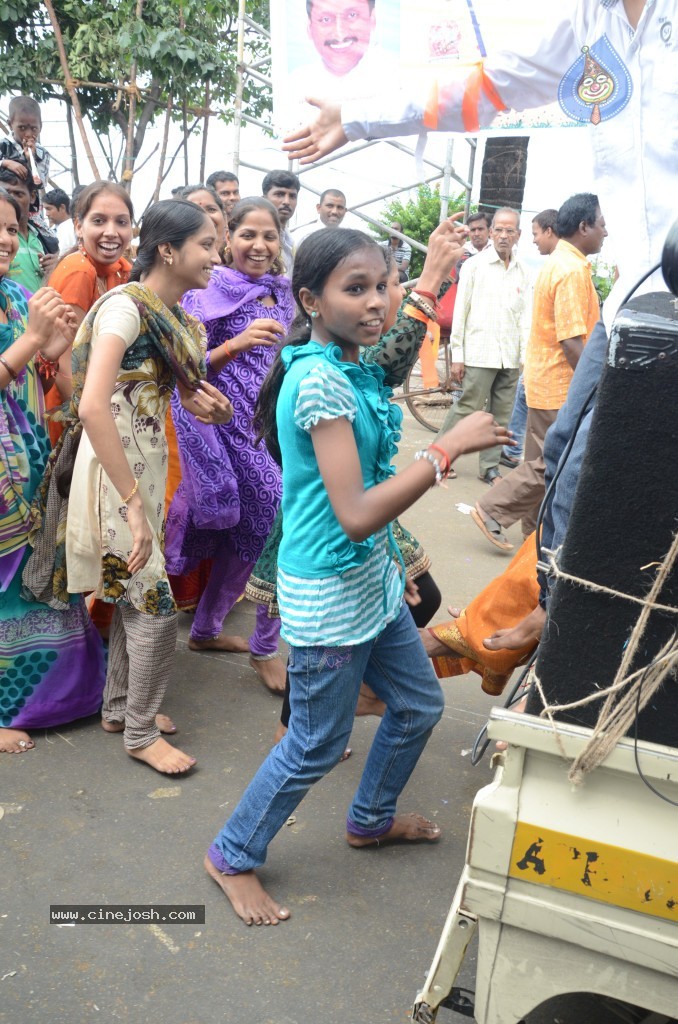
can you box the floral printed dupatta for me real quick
[22,282,205,609]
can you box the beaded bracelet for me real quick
[121,479,139,504]
[414,449,446,487]
[0,354,18,381]
[408,292,438,320]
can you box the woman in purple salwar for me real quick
[166,198,294,692]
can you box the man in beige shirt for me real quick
[435,207,531,484]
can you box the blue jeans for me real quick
[504,375,527,460]
[209,602,444,873]
[540,319,609,599]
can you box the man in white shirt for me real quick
[291,188,347,244]
[284,0,670,323]
[43,188,77,253]
[435,207,531,485]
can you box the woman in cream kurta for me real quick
[25,200,233,776]
[67,293,176,615]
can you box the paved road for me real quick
[2,414,644,1024]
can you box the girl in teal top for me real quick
[205,228,512,926]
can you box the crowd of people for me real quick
[2,0,659,923]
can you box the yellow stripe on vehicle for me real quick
[509,821,678,923]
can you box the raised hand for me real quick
[26,287,72,343]
[3,158,28,179]
[282,99,348,165]
[417,214,470,293]
[40,305,80,363]
[440,410,514,459]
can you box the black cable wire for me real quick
[632,635,678,808]
[470,650,538,766]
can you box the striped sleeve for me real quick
[294,363,357,432]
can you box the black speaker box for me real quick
[527,293,678,747]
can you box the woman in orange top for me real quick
[47,182,134,439]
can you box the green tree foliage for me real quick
[374,184,468,277]
[590,257,617,305]
[0,0,271,168]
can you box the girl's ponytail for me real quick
[254,311,311,465]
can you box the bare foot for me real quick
[188,633,250,653]
[419,628,455,659]
[346,812,441,847]
[102,713,177,735]
[126,737,196,774]
[0,727,35,753]
[249,655,286,695]
[446,606,461,618]
[355,683,385,718]
[483,604,546,652]
[204,855,290,925]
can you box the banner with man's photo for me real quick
[272,1,605,133]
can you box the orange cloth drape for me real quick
[430,533,540,695]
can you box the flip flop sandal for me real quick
[471,504,514,552]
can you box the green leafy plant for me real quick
[590,257,617,305]
[373,184,468,277]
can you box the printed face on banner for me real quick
[307,1,377,76]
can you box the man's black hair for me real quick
[262,169,300,195]
[44,188,70,213]
[319,188,346,203]
[532,208,559,233]
[466,211,490,228]
[557,193,600,239]
[206,170,239,188]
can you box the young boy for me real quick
[1,95,52,231]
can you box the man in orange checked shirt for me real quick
[471,192,606,551]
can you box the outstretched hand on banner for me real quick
[282,99,347,164]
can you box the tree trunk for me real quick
[478,136,530,216]
[65,102,80,186]
[43,0,101,181]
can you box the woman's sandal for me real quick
[470,503,514,552]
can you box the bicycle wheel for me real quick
[403,351,459,433]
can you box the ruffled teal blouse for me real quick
[276,340,404,647]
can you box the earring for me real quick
[164,255,174,266]
[310,311,318,319]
